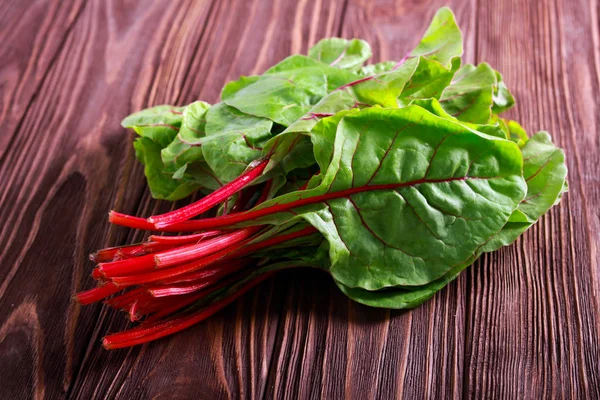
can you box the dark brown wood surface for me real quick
[0,0,598,398]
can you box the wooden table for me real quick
[1,0,598,398]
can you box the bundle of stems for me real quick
[76,177,319,349]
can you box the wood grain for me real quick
[0,0,86,162]
[464,0,600,398]
[0,0,598,399]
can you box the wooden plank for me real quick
[464,0,600,398]
[0,0,86,161]
[0,1,216,398]
[1,0,599,398]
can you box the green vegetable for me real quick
[78,7,567,348]
[308,38,372,71]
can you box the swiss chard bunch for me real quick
[77,7,567,348]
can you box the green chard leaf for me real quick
[264,54,458,177]
[410,98,508,140]
[122,104,189,199]
[439,63,497,124]
[221,75,260,100]
[504,118,528,146]
[480,131,568,252]
[335,256,473,309]
[410,7,463,66]
[262,4,467,173]
[161,101,210,172]
[357,61,398,77]
[263,58,422,171]
[202,103,273,182]
[308,38,372,71]
[519,131,568,219]
[253,106,526,290]
[223,55,359,125]
[339,131,567,308]
[398,56,461,104]
[492,70,515,114]
[133,137,200,200]
[121,105,185,147]
[123,102,226,199]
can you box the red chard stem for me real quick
[74,282,121,305]
[148,158,270,229]
[149,231,223,245]
[102,272,275,349]
[153,228,259,268]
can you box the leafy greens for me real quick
[78,7,567,348]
